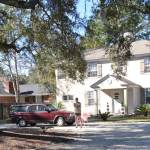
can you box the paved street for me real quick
[1,121,150,149]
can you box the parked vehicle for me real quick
[9,104,75,127]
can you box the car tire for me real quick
[18,119,27,127]
[56,117,65,126]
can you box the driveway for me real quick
[51,121,150,150]
[1,121,150,149]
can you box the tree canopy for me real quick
[82,0,150,76]
[0,0,86,82]
[0,0,150,79]
[81,8,107,49]
[99,0,150,76]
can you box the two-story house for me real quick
[56,40,150,115]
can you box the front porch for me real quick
[91,75,141,115]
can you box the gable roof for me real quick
[91,74,139,90]
[84,40,150,62]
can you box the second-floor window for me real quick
[87,63,102,77]
[144,57,150,73]
[87,63,97,77]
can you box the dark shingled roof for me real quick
[20,84,51,95]
[0,82,51,96]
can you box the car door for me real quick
[27,105,38,121]
[36,105,53,122]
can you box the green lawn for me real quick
[108,114,150,122]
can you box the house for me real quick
[0,81,53,119]
[56,40,150,115]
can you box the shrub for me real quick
[52,101,65,109]
[136,104,150,116]
[99,110,111,121]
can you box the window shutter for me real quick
[97,64,102,77]
[84,91,88,106]
[140,60,144,74]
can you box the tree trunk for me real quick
[7,52,20,103]
[14,51,20,103]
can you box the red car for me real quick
[9,104,75,127]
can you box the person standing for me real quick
[74,97,82,128]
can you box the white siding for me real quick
[56,40,150,115]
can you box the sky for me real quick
[77,0,99,18]
[76,0,98,35]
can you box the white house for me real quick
[56,40,150,115]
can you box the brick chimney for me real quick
[3,81,14,94]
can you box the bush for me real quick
[52,101,65,109]
[99,110,111,121]
[136,104,150,116]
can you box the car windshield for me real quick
[47,104,57,111]
[10,105,27,112]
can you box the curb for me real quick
[0,130,75,143]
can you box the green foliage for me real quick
[53,101,65,109]
[99,110,111,121]
[81,10,107,49]
[136,104,150,116]
[0,0,87,82]
[99,0,150,77]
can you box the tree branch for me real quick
[0,0,40,9]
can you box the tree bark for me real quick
[14,51,20,103]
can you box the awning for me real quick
[91,74,140,90]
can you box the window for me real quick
[62,95,74,101]
[87,63,97,77]
[28,105,37,112]
[114,92,119,100]
[145,88,150,103]
[25,96,35,103]
[10,106,27,112]
[87,91,94,105]
[38,105,47,111]
[144,57,150,73]
[57,68,65,79]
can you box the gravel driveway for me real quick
[1,121,150,150]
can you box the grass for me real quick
[88,114,150,122]
[108,114,150,122]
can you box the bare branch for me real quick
[0,0,40,9]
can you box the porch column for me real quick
[124,88,128,114]
[95,89,99,115]
[133,87,141,110]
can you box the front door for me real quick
[112,91,123,114]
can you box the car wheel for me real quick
[18,119,27,127]
[56,117,65,126]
